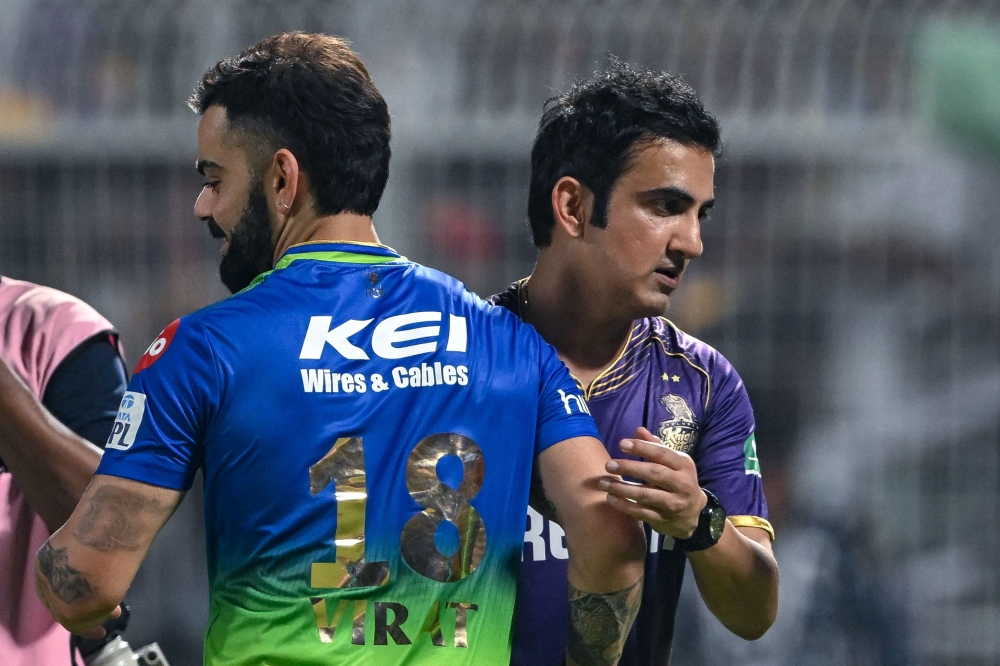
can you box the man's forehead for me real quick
[198,105,229,141]
[626,139,715,201]
[196,106,243,172]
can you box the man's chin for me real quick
[637,292,672,319]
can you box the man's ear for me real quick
[269,148,300,215]
[551,176,595,240]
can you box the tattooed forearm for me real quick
[74,485,164,552]
[37,542,95,603]
[567,576,643,666]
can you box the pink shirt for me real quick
[0,277,115,666]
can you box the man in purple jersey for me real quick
[491,60,780,666]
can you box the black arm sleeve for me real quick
[42,333,128,448]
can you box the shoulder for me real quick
[132,296,238,376]
[0,276,114,335]
[487,281,521,316]
[650,317,739,378]
[649,318,747,412]
[398,267,529,332]
[0,277,118,395]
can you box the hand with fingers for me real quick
[599,426,708,539]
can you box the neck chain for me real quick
[518,278,531,323]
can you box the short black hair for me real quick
[189,32,390,217]
[527,58,721,247]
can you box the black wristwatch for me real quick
[674,489,726,553]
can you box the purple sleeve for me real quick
[96,318,217,491]
[696,355,768,522]
[535,336,601,455]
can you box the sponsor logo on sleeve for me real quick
[134,319,180,374]
[106,391,147,450]
[557,389,590,415]
[744,433,761,476]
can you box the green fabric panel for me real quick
[275,251,404,270]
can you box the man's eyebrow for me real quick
[645,186,714,208]
[645,186,695,203]
[196,159,223,175]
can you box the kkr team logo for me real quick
[658,394,700,453]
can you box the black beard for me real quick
[219,183,276,294]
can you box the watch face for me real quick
[708,508,726,541]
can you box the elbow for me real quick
[730,614,775,641]
[727,561,780,641]
[33,554,121,633]
[730,606,777,640]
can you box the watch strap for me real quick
[674,489,726,553]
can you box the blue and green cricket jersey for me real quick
[97,242,598,665]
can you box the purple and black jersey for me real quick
[491,281,772,666]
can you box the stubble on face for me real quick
[219,180,276,294]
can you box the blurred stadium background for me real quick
[2,1,999,664]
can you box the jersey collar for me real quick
[276,241,405,268]
[513,278,646,400]
[239,242,405,294]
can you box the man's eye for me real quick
[203,181,220,191]
[698,210,711,222]
[658,200,685,216]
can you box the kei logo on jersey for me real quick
[299,311,468,361]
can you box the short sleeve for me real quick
[534,336,601,455]
[95,318,218,491]
[696,356,770,535]
[42,333,127,448]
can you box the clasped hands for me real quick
[598,427,707,539]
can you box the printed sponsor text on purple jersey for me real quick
[490,281,772,666]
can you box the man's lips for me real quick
[653,266,682,289]
[206,219,230,255]
[206,219,227,239]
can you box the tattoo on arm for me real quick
[529,463,560,523]
[567,576,644,666]
[37,542,95,603]
[73,485,166,552]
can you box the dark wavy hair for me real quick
[188,32,391,217]
[527,58,721,247]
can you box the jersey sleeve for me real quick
[42,333,127,448]
[534,335,601,455]
[696,355,772,538]
[96,317,219,491]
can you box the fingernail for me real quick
[620,440,633,452]
[606,461,620,473]
[598,478,610,490]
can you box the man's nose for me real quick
[669,212,703,260]
[193,188,211,221]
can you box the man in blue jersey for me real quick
[33,33,646,666]
[492,61,780,665]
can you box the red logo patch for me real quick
[134,319,180,374]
